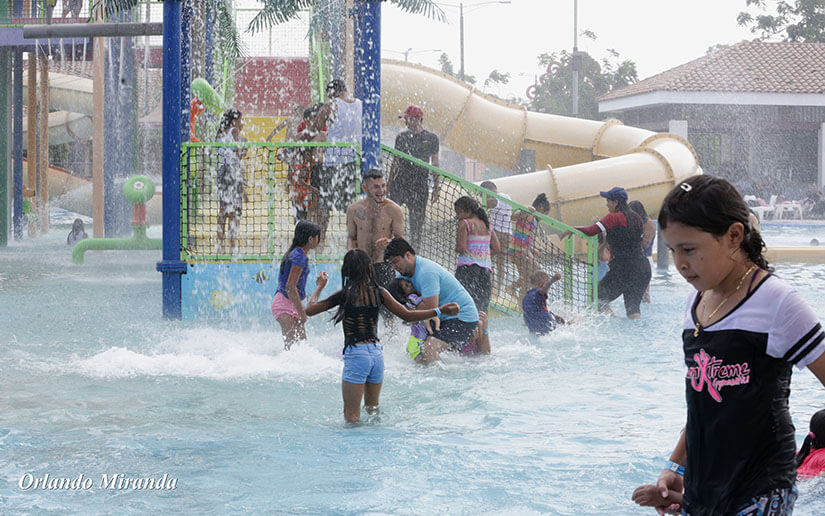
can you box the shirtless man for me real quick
[346,169,405,289]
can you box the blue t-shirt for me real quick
[401,256,479,323]
[277,247,310,299]
[522,288,557,335]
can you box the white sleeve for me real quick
[767,287,825,369]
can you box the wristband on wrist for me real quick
[664,460,685,476]
[434,307,442,318]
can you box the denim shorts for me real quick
[342,343,384,384]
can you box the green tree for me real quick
[737,0,825,42]
[439,52,475,85]
[527,50,638,119]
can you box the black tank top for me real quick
[329,286,382,351]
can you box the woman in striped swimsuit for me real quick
[454,196,500,354]
[507,193,551,303]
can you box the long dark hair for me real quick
[217,109,241,139]
[334,248,378,324]
[615,197,643,236]
[796,409,825,467]
[280,220,321,274]
[454,196,490,229]
[658,175,771,271]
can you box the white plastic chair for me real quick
[775,200,803,220]
[751,195,777,222]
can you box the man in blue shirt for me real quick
[384,238,479,364]
[522,270,565,335]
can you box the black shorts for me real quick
[455,264,492,313]
[431,318,478,351]
[372,262,396,289]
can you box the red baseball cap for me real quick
[400,105,424,119]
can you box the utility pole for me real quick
[571,0,579,117]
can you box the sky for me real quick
[381,0,759,100]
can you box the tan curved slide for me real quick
[22,71,93,148]
[381,59,702,226]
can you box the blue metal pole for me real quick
[12,47,23,240]
[353,0,381,173]
[157,0,186,319]
[180,0,191,143]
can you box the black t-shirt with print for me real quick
[680,274,824,516]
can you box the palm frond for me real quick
[389,0,446,23]
[247,0,315,35]
[216,1,248,60]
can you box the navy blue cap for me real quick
[600,186,628,202]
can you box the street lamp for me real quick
[571,0,580,117]
[439,1,511,82]
[403,47,442,62]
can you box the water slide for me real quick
[380,59,702,226]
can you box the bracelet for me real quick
[664,460,685,476]
[482,330,489,335]
[434,307,442,318]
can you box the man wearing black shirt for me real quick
[389,105,440,248]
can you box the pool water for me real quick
[2,226,825,515]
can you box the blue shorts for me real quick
[342,343,384,384]
[683,485,797,516]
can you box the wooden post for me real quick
[38,44,49,234]
[27,52,36,236]
[92,2,105,237]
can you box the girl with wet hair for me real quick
[306,248,459,424]
[453,196,499,354]
[796,409,825,477]
[272,220,323,349]
[506,193,551,303]
[635,174,825,516]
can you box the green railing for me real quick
[379,145,598,311]
[180,140,360,263]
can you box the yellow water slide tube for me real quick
[380,59,702,227]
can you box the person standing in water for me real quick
[345,169,404,289]
[271,220,322,349]
[634,175,825,516]
[67,218,88,246]
[306,249,459,423]
[564,187,651,319]
[453,196,499,354]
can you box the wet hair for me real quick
[658,175,771,271]
[217,109,242,139]
[628,200,649,222]
[333,248,378,324]
[280,220,321,275]
[326,79,346,97]
[363,169,384,181]
[532,193,551,212]
[454,196,490,229]
[480,180,497,192]
[383,237,416,261]
[385,278,408,305]
[796,409,825,468]
[530,269,549,286]
[72,218,85,232]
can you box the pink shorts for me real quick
[271,291,300,320]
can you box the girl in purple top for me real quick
[272,220,322,349]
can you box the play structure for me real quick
[72,175,162,264]
[3,3,823,321]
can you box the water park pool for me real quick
[3,226,825,515]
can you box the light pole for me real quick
[439,1,511,82]
[571,0,580,117]
[401,47,442,62]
